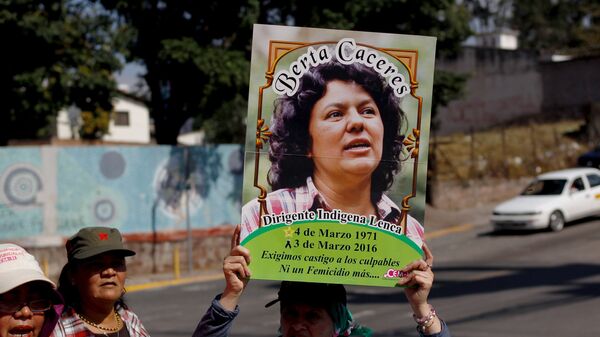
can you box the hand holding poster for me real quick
[240,24,436,287]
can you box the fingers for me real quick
[230,245,251,265]
[397,268,433,289]
[221,228,251,308]
[401,258,430,274]
[223,255,251,279]
[231,224,241,250]
[223,246,252,295]
[220,247,250,310]
[401,245,435,306]
[224,245,251,279]
[422,241,434,267]
[399,257,433,289]
[402,241,433,275]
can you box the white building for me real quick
[464,28,519,50]
[56,93,151,144]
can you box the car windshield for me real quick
[521,179,567,195]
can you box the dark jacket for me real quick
[193,294,452,337]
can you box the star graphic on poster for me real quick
[284,227,294,238]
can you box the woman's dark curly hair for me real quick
[268,59,405,203]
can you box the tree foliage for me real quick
[512,0,600,54]
[265,0,471,120]
[260,0,471,57]
[465,0,600,55]
[98,0,470,144]
[463,0,513,34]
[0,0,125,145]
[97,0,258,144]
[260,0,472,130]
[2,1,472,145]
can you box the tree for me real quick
[0,0,125,145]
[99,0,470,145]
[465,0,600,55]
[259,0,471,57]
[512,0,600,55]
[97,0,258,144]
[260,0,472,120]
[463,0,513,34]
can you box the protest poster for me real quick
[240,24,436,287]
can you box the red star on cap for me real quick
[98,233,109,240]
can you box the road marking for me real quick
[425,223,474,239]
[352,310,376,319]
[127,273,223,292]
[461,269,513,281]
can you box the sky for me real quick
[114,61,148,94]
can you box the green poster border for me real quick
[242,220,423,254]
[241,220,424,287]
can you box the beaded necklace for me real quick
[77,310,123,332]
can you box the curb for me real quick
[127,273,223,293]
[425,223,474,239]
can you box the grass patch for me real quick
[432,119,590,182]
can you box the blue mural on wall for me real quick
[0,145,243,240]
[0,148,45,239]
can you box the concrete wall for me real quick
[436,47,543,135]
[540,57,600,117]
[430,177,532,210]
[24,228,233,282]
[0,145,243,279]
[435,48,600,136]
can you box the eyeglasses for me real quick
[0,299,52,313]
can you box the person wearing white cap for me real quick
[0,243,63,337]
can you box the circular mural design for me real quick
[94,199,116,223]
[99,151,126,179]
[2,167,43,206]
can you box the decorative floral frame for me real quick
[252,40,423,234]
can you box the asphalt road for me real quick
[127,217,600,337]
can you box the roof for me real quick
[537,167,600,180]
[116,89,150,105]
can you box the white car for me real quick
[491,168,600,232]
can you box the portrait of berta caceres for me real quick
[238,24,436,286]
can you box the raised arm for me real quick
[219,225,252,310]
[398,242,450,337]
[192,225,252,337]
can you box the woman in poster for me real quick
[241,58,424,246]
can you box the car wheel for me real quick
[548,211,565,232]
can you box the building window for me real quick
[114,111,130,126]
